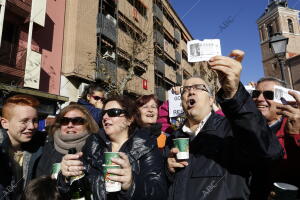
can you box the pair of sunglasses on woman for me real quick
[60,117,86,126]
[101,108,128,117]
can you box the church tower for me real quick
[257,0,300,85]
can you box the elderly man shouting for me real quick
[166,50,282,200]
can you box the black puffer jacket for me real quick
[58,127,168,200]
[166,83,283,200]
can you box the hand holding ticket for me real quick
[274,85,300,104]
[187,39,221,62]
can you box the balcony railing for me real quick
[154,30,164,49]
[175,50,181,64]
[153,4,163,21]
[96,57,117,83]
[97,14,117,42]
[174,28,181,43]
[155,56,165,74]
[156,86,166,101]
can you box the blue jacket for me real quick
[0,129,46,200]
[77,99,102,124]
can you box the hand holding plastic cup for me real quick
[103,164,122,192]
[104,152,120,165]
[173,138,189,160]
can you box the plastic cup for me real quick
[269,182,298,200]
[104,152,120,165]
[173,138,189,160]
[51,163,61,179]
[103,164,121,192]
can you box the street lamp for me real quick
[269,33,289,82]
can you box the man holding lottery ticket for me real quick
[252,77,300,196]
[166,50,282,200]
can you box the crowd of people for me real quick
[0,50,299,200]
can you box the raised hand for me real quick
[61,152,84,177]
[167,148,188,173]
[277,91,300,135]
[208,50,244,99]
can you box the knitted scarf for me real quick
[53,129,90,154]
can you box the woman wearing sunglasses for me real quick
[35,104,99,178]
[58,96,167,200]
[77,83,106,124]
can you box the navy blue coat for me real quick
[78,98,102,124]
[166,83,283,200]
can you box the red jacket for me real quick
[276,117,300,159]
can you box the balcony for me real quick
[0,40,26,78]
[96,57,117,83]
[155,56,165,74]
[156,86,166,101]
[174,28,181,43]
[165,65,176,83]
[164,40,175,60]
[118,0,147,28]
[175,50,181,64]
[97,14,117,42]
[182,59,193,75]
[153,4,163,21]
[6,0,31,18]
[163,16,174,38]
[154,30,164,49]
[176,71,182,85]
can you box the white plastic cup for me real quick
[103,164,121,192]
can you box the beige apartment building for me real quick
[61,0,194,102]
[257,0,300,90]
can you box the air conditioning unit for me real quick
[78,83,89,97]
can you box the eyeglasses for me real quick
[102,108,128,118]
[60,117,86,126]
[92,96,105,101]
[180,84,209,94]
[252,90,274,100]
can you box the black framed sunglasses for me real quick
[252,90,274,100]
[92,96,105,101]
[102,108,128,117]
[60,117,86,126]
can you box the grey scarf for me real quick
[53,129,90,154]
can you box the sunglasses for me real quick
[252,90,274,100]
[102,108,128,117]
[92,96,105,101]
[60,117,86,126]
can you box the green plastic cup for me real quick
[51,163,61,179]
[103,164,121,192]
[104,152,120,165]
[173,138,189,159]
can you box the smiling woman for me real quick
[35,104,99,178]
[58,95,168,200]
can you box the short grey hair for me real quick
[257,77,286,87]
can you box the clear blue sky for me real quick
[170,0,300,85]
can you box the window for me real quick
[288,19,294,33]
[267,24,273,38]
[127,0,147,18]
